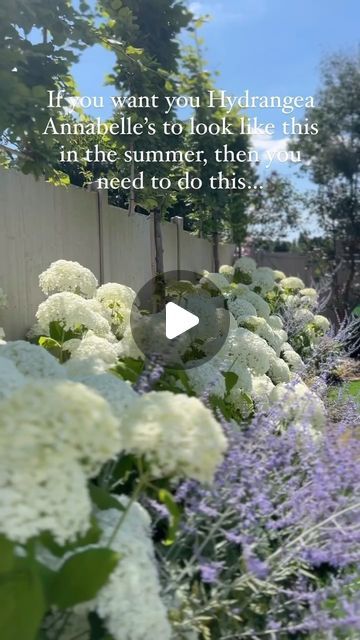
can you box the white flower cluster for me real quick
[41,498,172,640]
[0,340,65,378]
[212,259,326,425]
[39,259,98,298]
[36,292,112,337]
[64,331,120,371]
[270,380,326,431]
[0,377,121,544]
[187,362,226,399]
[0,356,26,399]
[96,283,136,338]
[94,498,171,640]
[120,391,228,483]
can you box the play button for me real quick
[166,302,199,340]
[129,270,230,369]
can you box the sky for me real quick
[71,0,360,236]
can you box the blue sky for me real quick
[72,0,360,235]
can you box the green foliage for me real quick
[0,561,45,640]
[0,0,95,177]
[48,548,119,609]
[291,51,360,312]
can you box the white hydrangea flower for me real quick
[281,346,304,372]
[268,315,283,330]
[39,260,98,298]
[251,374,275,409]
[118,326,144,361]
[121,391,227,483]
[273,270,286,281]
[66,331,120,369]
[251,267,276,294]
[240,316,283,354]
[270,381,326,431]
[228,297,257,321]
[0,380,121,476]
[96,282,136,309]
[294,308,315,326]
[0,454,92,545]
[219,264,235,280]
[234,257,257,275]
[96,283,136,338]
[64,356,112,378]
[281,276,305,291]
[300,287,318,302]
[75,372,139,418]
[241,290,271,319]
[313,314,331,333]
[0,341,66,378]
[222,327,273,376]
[201,271,231,291]
[95,498,171,640]
[36,292,112,337]
[0,357,26,399]
[226,361,253,393]
[267,354,291,384]
[0,380,121,543]
[227,386,253,418]
[187,363,226,399]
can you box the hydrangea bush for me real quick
[0,258,358,640]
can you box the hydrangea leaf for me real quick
[48,548,120,608]
[0,565,45,640]
[0,536,15,574]
[89,484,126,512]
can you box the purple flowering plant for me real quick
[151,400,360,639]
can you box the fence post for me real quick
[89,183,107,285]
[171,216,184,278]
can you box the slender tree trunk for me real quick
[128,141,136,216]
[153,207,166,310]
[343,245,356,313]
[212,210,220,272]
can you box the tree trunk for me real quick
[212,210,220,272]
[153,208,166,310]
[128,141,136,216]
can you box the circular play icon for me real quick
[130,270,230,369]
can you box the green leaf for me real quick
[49,548,119,609]
[223,371,239,394]
[48,321,65,343]
[0,536,15,574]
[0,566,45,640]
[158,490,182,546]
[89,484,126,513]
[40,517,102,557]
[38,337,60,350]
[125,45,143,56]
[115,358,144,383]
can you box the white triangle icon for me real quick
[166,302,200,340]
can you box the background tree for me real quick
[248,170,302,246]
[178,31,255,269]
[0,0,94,178]
[291,51,360,314]
[98,0,192,283]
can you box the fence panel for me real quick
[0,169,100,339]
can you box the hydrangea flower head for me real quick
[39,260,98,298]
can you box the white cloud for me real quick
[188,0,266,24]
[251,131,290,168]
